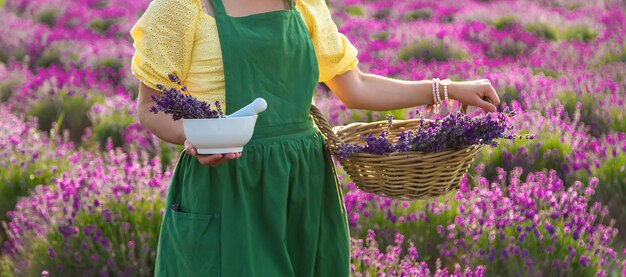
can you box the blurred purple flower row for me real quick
[0,104,74,233]
[2,145,170,276]
[342,167,625,275]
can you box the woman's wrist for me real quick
[446,81,460,101]
[432,78,456,103]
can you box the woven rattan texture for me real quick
[310,105,483,200]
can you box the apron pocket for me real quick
[158,209,221,276]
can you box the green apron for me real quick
[154,0,350,275]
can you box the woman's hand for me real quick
[184,140,242,167]
[448,79,501,113]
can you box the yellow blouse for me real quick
[130,0,359,109]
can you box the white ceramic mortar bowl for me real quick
[183,115,258,154]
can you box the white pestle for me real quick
[225,98,268,118]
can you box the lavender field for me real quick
[0,0,625,276]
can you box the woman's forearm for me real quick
[137,83,186,145]
[138,109,186,145]
[325,68,439,110]
[342,72,434,110]
[326,68,499,112]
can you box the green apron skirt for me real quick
[153,0,350,276]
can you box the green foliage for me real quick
[36,8,60,26]
[35,49,63,68]
[351,193,460,269]
[19,196,164,276]
[558,92,611,137]
[35,41,81,68]
[492,16,517,30]
[349,108,411,123]
[524,22,596,43]
[402,8,432,22]
[399,39,466,63]
[0,160,66,228]
[498,85,520,104]
[525,22,559,41]
[27,89,102,143]
[90,107,135,150]
[439,15,454,23]
[0,48,25,64]
[563,25,597,42]
[158,143,183,172]
[474,133,573,182]
[372,8,391,20]
[97,58,125,72]
[0,80,19,102]
[0,133,70,235]
[89,18,120,35]
[596,43,626,66]
[563,2,584,10]
[346,5,365,17]
[91,0,109,9]
[532,68,559,78]
[462,215,599,276]
[591,153,626,244]
[487,38,528,58]
[0,256,14,277]
[609,108,626,133]
[371,31,390,41]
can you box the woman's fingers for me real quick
[477,97,497,113]
[195,152,242,167]
[196,154,225,166]
[477,85,498,113]
[184,140,198,156]
[451,80,501,113]
[184,139,241,166]
[486,84,501,106]
[470,82,499,113]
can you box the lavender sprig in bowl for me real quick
[149,73,224,120]
[150,74,260,154]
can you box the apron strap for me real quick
[209,0,227,17]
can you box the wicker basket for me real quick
[310,105,484,200]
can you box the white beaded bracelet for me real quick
[440,79,452,106]
[432,78,440,113]
[432,78,438,104]
[436,79,441,105]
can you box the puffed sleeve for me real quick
[296,0,359,83]
[130,0,200,91]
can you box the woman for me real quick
[130,0,500,276]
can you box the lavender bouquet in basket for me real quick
[150,74,224,120]
[337,108,535,159]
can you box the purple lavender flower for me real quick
[580,256,590,267]
[48,248,57,258]
[338,108,533,158]
[150,74,225,120]
[545,222,556,235]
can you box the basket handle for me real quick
[310,105,343,155]
[460,96,494,114]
